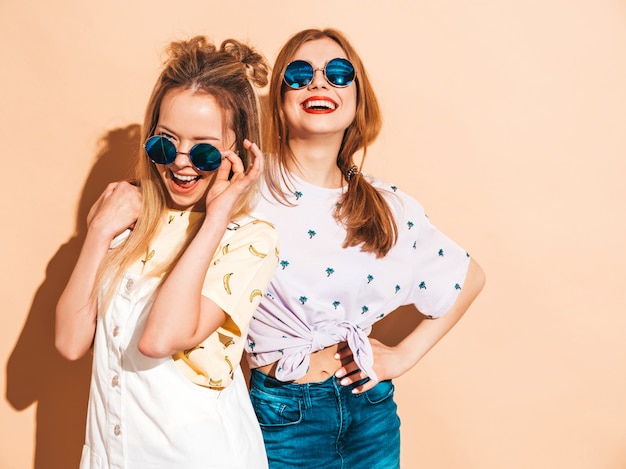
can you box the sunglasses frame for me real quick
[143,135,223,172]
[283,57,356,89]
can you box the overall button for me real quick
[113,326,120,337]
[125,279,134,292]
[114,424,121,436]
[112,375,119,387]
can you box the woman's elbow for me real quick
[137,334,172,358]
[471,258,486,291]
[55,337,89,361]
[465,258,486,300]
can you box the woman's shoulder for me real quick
[225,216,279,247]
[363,173,427,217]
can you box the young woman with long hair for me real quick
[246,28,485,468]
[56,36,277,468]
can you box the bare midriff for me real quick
[257,341,346,384]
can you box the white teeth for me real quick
[304,99,336,110]
[172,172,197,182]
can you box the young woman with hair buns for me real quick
[56,36,277,468]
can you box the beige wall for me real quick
[2,1,625,468]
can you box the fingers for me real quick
[335,360,359,379]
[334,345,353,361]
[86,180,142,237]
[213,152,233,181]
[88,181,126,221]
[205,140,265,214]
[244,139,265,171]
[351,379,377,394]
[334,345,358,379]
[334,350,372,394]
[219,140,264,183]
[337,368,367,385]
[333,343,380,393]
[220,150,243,175]
[335,368,376,394]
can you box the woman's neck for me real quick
[287,136,344,189]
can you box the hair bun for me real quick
[165,36,216,63]
[220,39,269,88]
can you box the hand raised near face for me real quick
[87,180,142,240]
[204,139,264,219]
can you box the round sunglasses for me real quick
[283,57,356,89]
[144,135,223,172]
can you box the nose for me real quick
[172,149,193,167]
[308,67,328,89]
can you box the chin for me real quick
[169,198,204,212]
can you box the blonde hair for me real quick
[96,36,269,310]
[265,28,397,257]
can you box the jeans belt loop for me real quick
[302,383,312,409]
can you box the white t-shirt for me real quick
[247,174,470,382]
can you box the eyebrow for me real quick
[157,125,221,142]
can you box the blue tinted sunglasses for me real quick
[144,135,223,172]
[283,57,356,89]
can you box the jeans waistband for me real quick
[250,368,354,402]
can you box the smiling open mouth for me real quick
[302,99,337,111]
[171,170,200,187]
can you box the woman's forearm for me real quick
[55,229,112,360]
[138,216,229,358]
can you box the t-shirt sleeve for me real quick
[201,220,279,336]
[397,192,471,318]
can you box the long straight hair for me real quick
[95,36,269,311]
[265,28,397,257]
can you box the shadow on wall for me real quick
[370,304,425,346]
[5,124,141,469]
[5,118,424,467]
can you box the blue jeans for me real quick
[249,369,401,469]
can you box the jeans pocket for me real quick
[363,379,395,405]
[250,390,302,428]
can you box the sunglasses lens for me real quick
[190,144,222,172]
[144,135,176,165]
[284,60,314,89]
[325,58,355,87]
